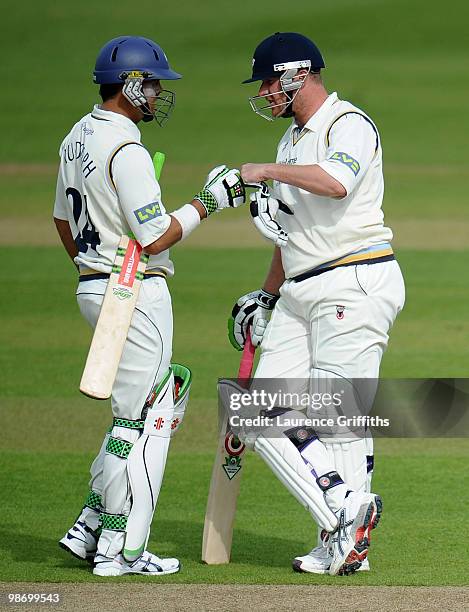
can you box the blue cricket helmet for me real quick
[243,32,324,83]
[93,36,182,84]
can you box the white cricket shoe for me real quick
[328,491,382,576]
[59,520,98,563]
[292,543,332,574]
[292,543,370,574]
[93,551,180,576]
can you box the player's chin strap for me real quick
[120,71,176,127]
[248,61,312,121]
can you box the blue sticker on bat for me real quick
[329,152,360,176]
[134,201,162,224]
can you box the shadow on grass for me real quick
[0,529,90,573]
[0,519,306,571]
[143,519,305,568]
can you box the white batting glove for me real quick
[228,289,279,350]
[195,165,246,215]
[249,183,289,247]
[205,164,227,184]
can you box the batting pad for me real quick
[124,372,174,561]
[255,431,338,532]
[322,438,369,493]
[315,437,371,547]
[170,363,192,437]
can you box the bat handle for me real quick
[237,328,255,380]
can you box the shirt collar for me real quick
[300,92,339,133]
[91,105,141,140]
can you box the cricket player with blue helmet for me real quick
[56,35,247,576]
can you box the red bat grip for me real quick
[237,329,255,380]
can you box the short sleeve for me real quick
[53,168,68,220]
[317,113,378,196]
[112,144,171,247]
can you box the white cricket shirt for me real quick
[272,92,393,278]
[53,105,174,275]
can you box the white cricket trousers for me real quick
[255,260,405,380]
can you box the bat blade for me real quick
[79,152,165,400]
[79,236,148,399]
[201,331,255,564]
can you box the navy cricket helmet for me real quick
[93,36,182,84]
[243,32,324,84]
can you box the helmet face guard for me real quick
[121,72,176,126]
[248,60,312,121]
[94,36,182,126]
[150,89,176,127]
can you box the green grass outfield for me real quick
[1,248,468,585]
[1,0,468,590]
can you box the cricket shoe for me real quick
[328,491,382,576]
[292,542,370,574]
[93,551,180,576]
[292,541,332,574]
[59,520,98,563]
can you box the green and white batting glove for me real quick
[228,289,279,350]
[194,165,246,215]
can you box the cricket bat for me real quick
[79,151,166,400]
[201,331,256,564]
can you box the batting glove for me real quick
[228,289,279,350]
[249,182,290,247]
[195,165,246,215]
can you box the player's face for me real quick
[142,79,162,114]
[258,78,288,117]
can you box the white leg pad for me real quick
[96,426,140,559]
[170,363,192,437]
[322,438,369,493]
[254,434,338,532]
[316,437,370,546]
[88,430,110,495]
[124,373,174,561]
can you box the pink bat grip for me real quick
[237,329,255,379]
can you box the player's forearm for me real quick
[242,163,346,198]
[144,201,206,255]
[54,217,79,264]
[262,247,285,295]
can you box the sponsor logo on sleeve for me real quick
[329,152,360,176]
[134,201,163,224]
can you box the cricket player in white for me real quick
[230,33,405,575]
[54,36,247,576]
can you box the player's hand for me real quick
[250,183,288,247]
[228,289,279,350]
[240,163,269,184]
[194,165,246,215]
